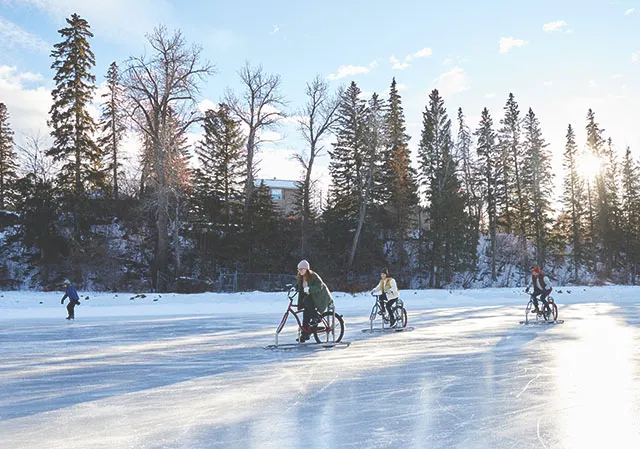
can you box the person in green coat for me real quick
[295,259,333,342]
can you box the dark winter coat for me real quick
[532,274,548,293]
[297,271,332,313]
[61,285,79,303]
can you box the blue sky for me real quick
[1,0,639,200]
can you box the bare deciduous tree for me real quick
[294,76,342,255]
[225,62,286,216]
[123,25,214,292]
[16,131,56,183]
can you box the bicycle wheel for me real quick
[547,298,558,321]
[392,306,408,328]
[314,311,345,344]
[369,303,379,322]
[524,300,534,323]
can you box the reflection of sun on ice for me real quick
[555,306,640,449]
[578,152,602,181]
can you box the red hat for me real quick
[532,266,541,275]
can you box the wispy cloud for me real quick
[269,25,279,35]
[624,8,635,15]
[0,65,50,138]
[588,80,597,88]
[632,52,639,64]
[412,47,432,59]
[499,37,527,53]
[197,99,217,113]
[5,0,174,43]
[390,55,410,70]
[396,83,408,91]
[328,60,377,80]
[0,16,50,53]
[388,47,432,70]
[542,20,567,32]
[484,92,496,99]
[543,81,553,87]
[432,67,469,97]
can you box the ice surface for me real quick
[2,286,640,448]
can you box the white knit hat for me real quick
[297,260,310,270]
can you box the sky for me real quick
[1,0,639,203]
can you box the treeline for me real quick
[0,14,639,291]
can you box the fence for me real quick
[216,272,298,293]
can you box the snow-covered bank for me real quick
[1,285,639,320]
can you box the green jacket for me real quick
[297,271,333,313]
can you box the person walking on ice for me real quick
[60,279,80,320]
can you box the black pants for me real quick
[66,300,78,318]
[301,295,319,333]
[532,288,551,309]
[379,293,397,324]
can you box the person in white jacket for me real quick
[371,268,400,327]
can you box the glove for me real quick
[525,287,530,293]
[304,286,310,294]
[60,299,64,304]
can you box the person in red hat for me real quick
[529,266,552,314]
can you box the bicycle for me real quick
[366,292,408,332]
[523,291,560,324]
[265,285,346,349]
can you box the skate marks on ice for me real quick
[3,302,640,448]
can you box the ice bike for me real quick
[362,293,411,333]
[265,285,348,349]
[521,291,563,325]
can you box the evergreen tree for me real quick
[621,147,640,283]
[455,108,481,266]
[348,92,386,271]
[561,124,586,282]
[522,108,553,268]
[328,82,367,212]
[192,104,246,228]
[600,137,622,276]
[418,89,467,287]
[189,106,246,276]
[47,13,102,197]
[13,174,61,263]
[98,61,126,200]
[326,82,368,271]
[245,182,284,272]
[381,78,418,283]
[499,93,532,280]
[585,109,618,277]
[584,109,604,257]
[475,108,500,282]
[0,103,18,210]
[498,93,525,234]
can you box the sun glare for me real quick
[578,151,602,181]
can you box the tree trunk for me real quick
[348,166,374,270]
[244,129,256,216]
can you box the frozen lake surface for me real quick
[2,286,640,448]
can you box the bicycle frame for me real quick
[525,292,557,323]
[273,286,338,346]
[370,294,403,330]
